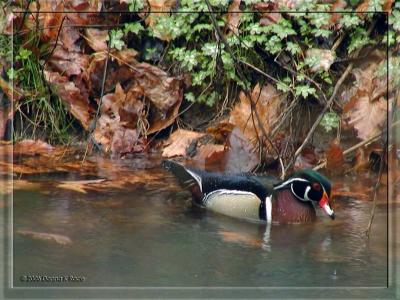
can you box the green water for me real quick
[10,158,390,291]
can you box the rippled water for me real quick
[11,157,390,289]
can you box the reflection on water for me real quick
[12,158,389,287]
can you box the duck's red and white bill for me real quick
[319,192,335,220]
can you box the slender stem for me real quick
[285,63,353,173]
[204,0,285,177]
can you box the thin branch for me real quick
[285,21,377,173]
[86,30,112,152]
[313,127,396,171]
[285,63,353,173]
[239,59,280,85]
[366,82,399,237]
[365,140,386,238]
[204,0,285,177]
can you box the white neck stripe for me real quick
[186,169,203,192]
[273,177,309,190]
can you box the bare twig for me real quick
[285,63,354,173]
[365,140,386,238]
[274,56,324,101]
[85,30,112,153]
[239,59,280,85]
[365,81,399,237]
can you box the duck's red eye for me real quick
[312,183,321,190]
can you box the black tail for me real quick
[162,160,203,202]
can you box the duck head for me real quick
[273,169,334,220]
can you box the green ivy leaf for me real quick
[320,111,340,132]
[277,81,291,93]
[295,85,316,98]
[108,29,125,50]
[125,0,144,12]
[348,28,372,53]
[286,42,302,55]
[124,23,144,35]
[339,14,362,28]
[185,92,196,103]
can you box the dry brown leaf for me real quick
[226,0,242,34]
[223,127,260,173]
[1,7,17,35]
[162,129,205,158]
[133,62,182,112]
[113,48,138,65]
[344,65,389,140]
[111,128,143,154]
[16,230,72,246]
[254,2,282,25]
[14,140,54,156]
[44,71,92,129]
[147,96,182,134]
[229,84,282,147]
[294,147,318,170]
[93,83,145,154]
[56,179,106,194]
[328,0,347,26]
[65,0,90,10]
[194,144,226,165]
[383,0,394,12]
[31,0,64,41]
[206,121,235,143]
[48,47,90,77]
[325,140,344,174]
[355,0,393,16]
[85,28,108,51]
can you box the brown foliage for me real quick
[162,129,205,158]
[44,71,92,129]
[223,127,260,172]
[225,0,242,35]
[325,140,345,174]
[343,64,389,141]
[26,2,184,155]
[229,83,283,147]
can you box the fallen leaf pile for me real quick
[3,0,183,155]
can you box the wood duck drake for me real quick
[162,160,334,224]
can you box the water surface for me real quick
[12,156,389,288]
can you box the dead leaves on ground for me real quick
[5,0,184,155]
[46,50,184,155]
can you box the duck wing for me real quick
[162,160,271,203]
